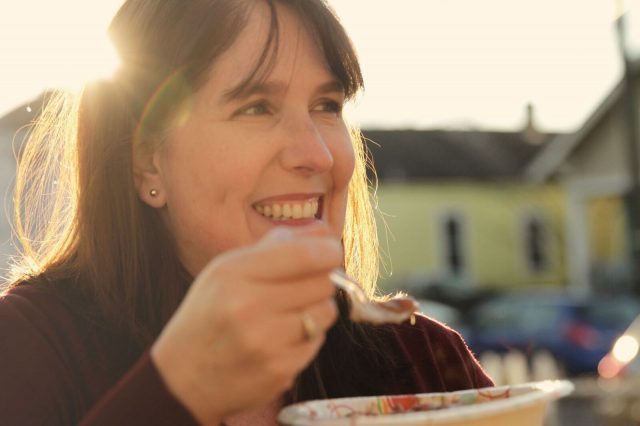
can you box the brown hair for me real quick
[11,0,389,400]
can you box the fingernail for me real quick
[267,227,295,241]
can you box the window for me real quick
[523,215,548,273]
[440,213,466,277]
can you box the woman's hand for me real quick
[150,225,341,425]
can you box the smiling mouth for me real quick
[253,197,322,220]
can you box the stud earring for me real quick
[149,189,158,197]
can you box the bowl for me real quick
[277,380,574,426]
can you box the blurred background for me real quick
[2,1,640,424]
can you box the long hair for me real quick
[10,0,388,399]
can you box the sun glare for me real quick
[45,1,124,90]
[0,1,124,96]
[44,33,122,92]
[612,335,640,364]
[0,0,631,129]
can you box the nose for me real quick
[278,115,334,175]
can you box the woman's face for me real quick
[143,4,355,275]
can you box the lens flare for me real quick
[598,354,623,379]
[612,334,639,363]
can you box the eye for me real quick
[313,99,343,116]
[235,101,271,117]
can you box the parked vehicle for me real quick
[464,292,640,376]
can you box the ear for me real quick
[133,147,167,208]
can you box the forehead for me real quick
[203,2,334,96]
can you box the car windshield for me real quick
[577,300,640,328]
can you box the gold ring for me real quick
[301,312,318,341]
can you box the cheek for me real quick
[333,132,356,188]
[329,133,355,236]
[156,136,247,266]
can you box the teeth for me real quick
[272,204,282,219]
[292,204,302,219]
[282,204,292,218]
[303,202,312,217]
[254,199,319,220]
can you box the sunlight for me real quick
[50,33,121,90]
[42,1,124,89]
[612,335,640,363]
[0,0,123,97]
[0,0,630,129]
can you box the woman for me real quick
[1,0,492,425]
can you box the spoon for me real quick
[328,269,419,325]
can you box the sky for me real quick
[0,0,639,133]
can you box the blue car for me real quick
[463,292,640,376]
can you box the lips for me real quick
[253,196,322,220]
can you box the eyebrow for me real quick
[221,79,345,104]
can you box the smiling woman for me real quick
[0,1,492,425]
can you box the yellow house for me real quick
[363,128,567,291]
[376,182,566,289]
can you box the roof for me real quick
[524,80,626,183]
[362,129,553,181]
[525,56,640,182]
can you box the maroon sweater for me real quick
[0,281,492,425]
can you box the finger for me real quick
[290,298,338,345]
[250,299,337,348]
[251,333,327,396]
[272,331,328,381]
[228,235,344,281]
[251,274,336,312]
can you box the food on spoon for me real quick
[329,270,418,325]
[347,295,418,325]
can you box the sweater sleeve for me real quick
[391,313,494,392]
[0,286,198,426]
[79,351,198,426]
[0,290,78,425]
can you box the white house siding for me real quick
[556,82,640,295]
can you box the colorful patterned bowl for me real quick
[277,380,574,425]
